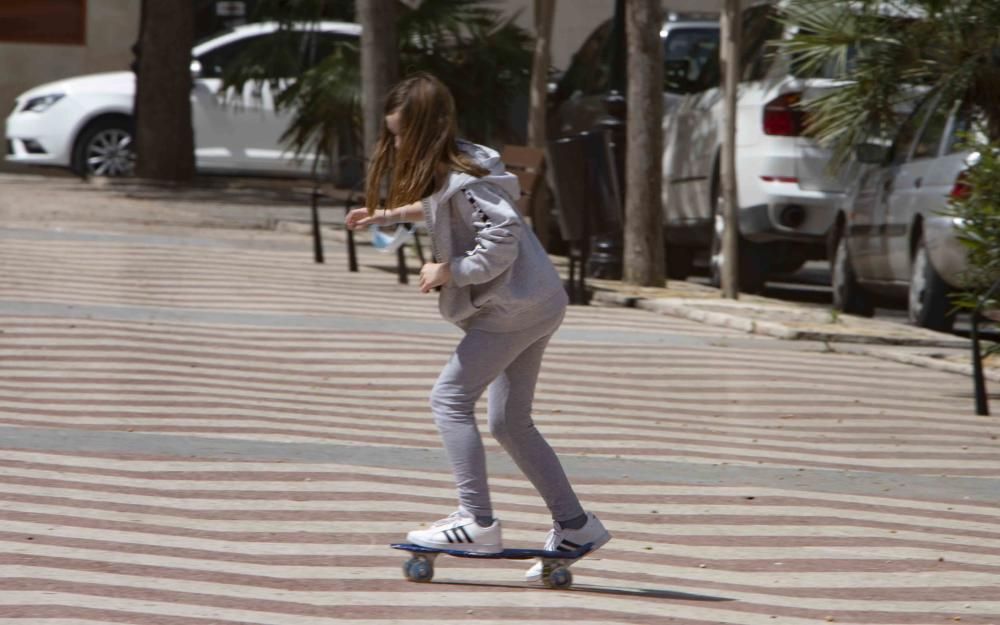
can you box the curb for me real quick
[829,343,1000,384]
[591,289,967,347]
[589,288,998,383]
[593,289,797,339]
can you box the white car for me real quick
[662,4,848,292]
[832,95,974,332]
[5,21,360,177]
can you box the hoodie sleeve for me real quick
[448,181,522,287]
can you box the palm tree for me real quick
[778,0,1000,163]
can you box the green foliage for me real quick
[777,0,1000,164]
[946,134,1000,325]
[220,0,532,166]
[274,43,362,172]
[398,0,531,144]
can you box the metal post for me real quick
[972,309,988,416]
[396,245,408,284]
[310,186,324,264]
[971,278,1000,416]
[720,0,741,299]
[346,227,359,272]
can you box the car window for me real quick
[663,27,720,93]
[198,31,319,79]
[555,20,612,101]
[891,96,937,165]
[911,100,950,160]
[308,31,356,69]
[197,34,269,78]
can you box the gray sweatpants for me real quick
[429,309,584,523]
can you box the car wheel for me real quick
[831,234,874,316]
[908,235,956,332]
[710,191,767,293]
[72,118,135,177]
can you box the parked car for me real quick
[661,3,850,291]
[4,21,359,178]
[545,12,721,274]
[831,94,974,332]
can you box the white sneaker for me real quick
[406,509,503,554]
[525,511,611,581]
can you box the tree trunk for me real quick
[527,0,554,148]
[720,0,741,298]
[622,0,665,287]
[359,0,399,158]
[134,0,195,182]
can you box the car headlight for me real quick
[21,93,65,113]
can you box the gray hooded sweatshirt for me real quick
[421,141,568,332]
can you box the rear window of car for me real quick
[947,103,989,153]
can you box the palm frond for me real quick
[219,0,532,161]
[781,0,1000,167]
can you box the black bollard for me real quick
[311,187,324,264]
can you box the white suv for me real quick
[5,21,359,177]
[662,4,848,292]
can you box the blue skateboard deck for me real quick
[391,542,593,588]
[391,542,593,560]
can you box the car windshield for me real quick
[663,28,718,61]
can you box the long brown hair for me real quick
[365,73,487,216]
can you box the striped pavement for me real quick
[0,215,998,625]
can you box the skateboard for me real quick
[390,542,593,588]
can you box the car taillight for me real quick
[950,170,971,201]
[763,92,806,137]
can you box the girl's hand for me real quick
[345,207,388,230]
[419,262,451,293]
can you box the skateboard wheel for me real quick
[543,566,572,589]
[404,556,434,583]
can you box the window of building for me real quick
[0,0,86,45]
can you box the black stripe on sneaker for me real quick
[457,526,473,543]
[560,539,582,549]
[444,530,455,544]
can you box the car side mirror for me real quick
[190,59,203,78]
[855,143,889,164]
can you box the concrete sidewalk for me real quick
[584,277,997,384]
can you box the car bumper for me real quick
[738,187,842,244]
[4,105,78,167]
[925,215,968,288]
[736,138,844,245]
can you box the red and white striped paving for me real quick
[1,218,998,624]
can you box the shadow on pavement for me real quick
[430,579,734,602]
